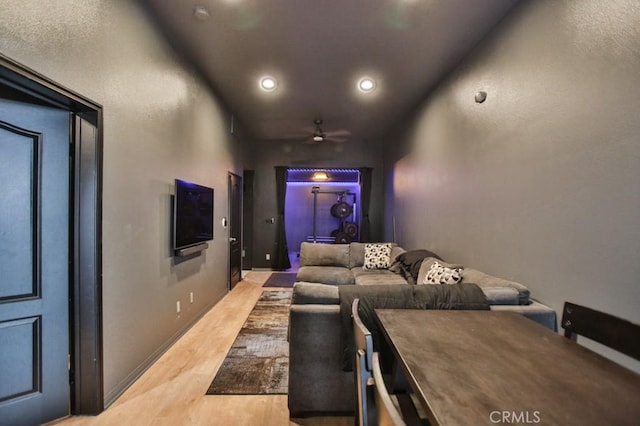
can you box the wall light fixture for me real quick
[312,171,329,181]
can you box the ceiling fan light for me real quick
[260,76,277,91]
[358,77,376,92]
[312,118,325,141]
[193,5,210,20]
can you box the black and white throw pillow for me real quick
[363,243,393,270]
[425,261,464,284]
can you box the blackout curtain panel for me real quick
[359,167,373,242]
[273,166,291,270]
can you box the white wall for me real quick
[0,0,246,403]
[384,0,640,370]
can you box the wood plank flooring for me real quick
[51,271,351,426]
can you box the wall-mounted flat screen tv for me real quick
[173,179,214,251]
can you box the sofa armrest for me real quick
[288,304,354,416]
[482,286,520,305]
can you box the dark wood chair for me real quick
[561,301,640,360]
[372,352,406,426]
[354,299,430,426]
[352,298,375,426]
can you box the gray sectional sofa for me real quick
[296,242,408,286]
[288,242,557,416]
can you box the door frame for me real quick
[241,170,254,270]
[0,54,104,415]
[227,172,243,290]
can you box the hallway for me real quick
[50,272,350,426]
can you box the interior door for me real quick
[228,172,242,289]
[0,99,70,425]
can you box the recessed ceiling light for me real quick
[193,5,210,21]
[358,77,376,92]
[260,76,278,91]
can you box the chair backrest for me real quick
[353,298,375,426]
[352,298,374,371]
[355,349,375,426]
[561,301,640,361]
[372,352,406,426]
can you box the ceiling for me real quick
[141,0,519,143]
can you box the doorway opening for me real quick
[285,168,361,269]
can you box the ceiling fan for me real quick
[299,119,351,144]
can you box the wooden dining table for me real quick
[374,309,640,426]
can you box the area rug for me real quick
[262,272,298,288]
[206,290,291,395]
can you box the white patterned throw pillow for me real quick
[363,243,393,270]
[425,261,464,284]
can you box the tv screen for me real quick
[173,179,214,251]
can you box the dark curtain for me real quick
[359,167,373,242]
[273,166,291,270]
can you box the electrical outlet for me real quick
[176,301,181,313]
[265,253,271,261]
[190,292,194,303]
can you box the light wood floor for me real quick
[51,271,351,426]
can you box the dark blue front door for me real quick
[0,99,70,425]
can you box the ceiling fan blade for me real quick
[275,132,313,141]
[278,119,352,145]
[325,136,349,143]
[324,129,351,137]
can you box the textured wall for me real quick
[384,0,640,370]
[0,0,245,403]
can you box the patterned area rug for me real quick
[206,290,291,395]
[262,272,298,288]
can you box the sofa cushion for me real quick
[383,247,407,275]
[462,267,530,304]
[291,282,340,304]
[363,243,393,270]
[296,265,355,285]
[300,242,350,267]
[390,246,406,263]
[351,267,408,286]
[349,242,366,268]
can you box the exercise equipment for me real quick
[309,186,358,243]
